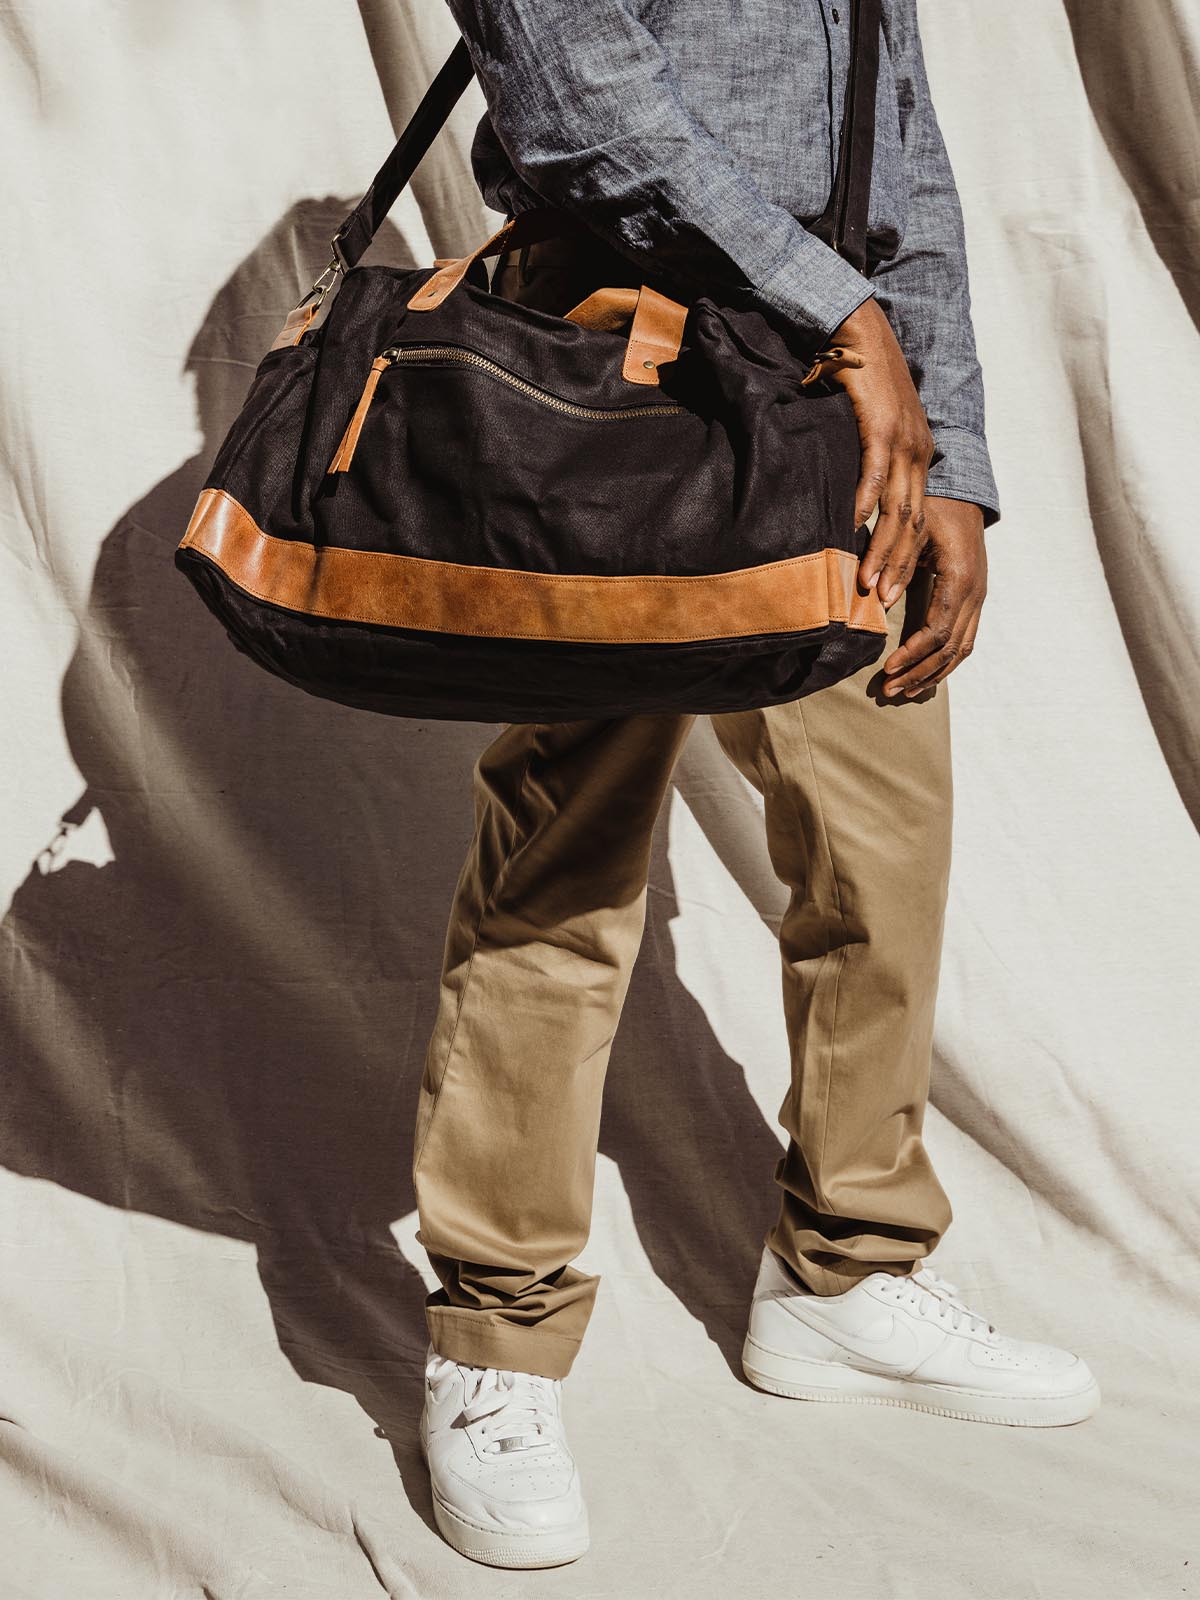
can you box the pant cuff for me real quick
[770,1241,920,1297]
[426,1307,583,1381]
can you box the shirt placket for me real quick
[817,0,851,188]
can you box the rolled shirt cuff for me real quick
[755,234,879,344]
[926,424,1001,527]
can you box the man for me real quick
[413,0,1100,1569]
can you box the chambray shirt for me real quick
[442,0,1000,522]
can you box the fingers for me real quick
[856,423,934,599]
[858,448,932,603]
[854,445,890,531]
[881,607,979,696]
[881,566,982,698]
[878,459,928,607]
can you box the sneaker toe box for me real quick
[444,1455,584,1534]
[968,1335,1098,1396]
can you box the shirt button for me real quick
[832,6,840,18]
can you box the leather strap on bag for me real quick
[332,40,475,272]
[269,42,475,346]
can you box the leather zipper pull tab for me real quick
[800,346,865,387]
[328,353,394,474]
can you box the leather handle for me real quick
[621,285,689,385]
[410,242,688,390]
[406,209,569,312]
[563,287,641,331]
[564,285,689,387]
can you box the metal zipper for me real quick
[379,345,685,421]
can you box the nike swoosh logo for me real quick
[776,1296,926,1375]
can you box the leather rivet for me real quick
[643,359,655,369]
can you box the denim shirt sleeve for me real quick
[874,4,1001,524]
[440,0,875,344]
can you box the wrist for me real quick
[926,496,985,536]
[830,295,891,350]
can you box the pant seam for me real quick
[412,731,540,1176]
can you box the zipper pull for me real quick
[327,350,397,475]
[800,345,865,388]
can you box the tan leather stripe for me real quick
[180,489,889,644]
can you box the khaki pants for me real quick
[411,238,955,1381]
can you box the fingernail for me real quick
[866,572,879,589]
[882,583,900,606]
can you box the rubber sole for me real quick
[742,1334,1101,1427]
[418,1425,590,1569]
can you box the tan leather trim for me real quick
[406,233,506,311]
[407,211,568,313]
[563,285,689,388]
[180,489,889,644]
[564,287,640,332]
[268,302,317,352]
[328,355,390,474]
[622,284,689,386]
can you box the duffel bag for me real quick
[175,6,888,722]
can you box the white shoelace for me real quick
[886,1266,998,1339]
[443,1362,560,1455]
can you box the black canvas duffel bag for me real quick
[175,3,888,722]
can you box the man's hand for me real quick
[827,297,937,607]
[824,298,987,695]
[878,496,987,697]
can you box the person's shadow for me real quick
[0,198,802,1528]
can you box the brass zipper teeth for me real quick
[380,345,685,421]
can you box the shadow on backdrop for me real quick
[1061,0,1200,829]
[0,200,800,1540]
[1062,0,1200,335]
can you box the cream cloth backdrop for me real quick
[1,3,1197,1596]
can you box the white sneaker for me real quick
[743,1247,1100,1426]
[419,1346,589,1568]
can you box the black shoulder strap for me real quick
[332,39,475,271]
[332,8,880,277]
[808,0,882,274]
